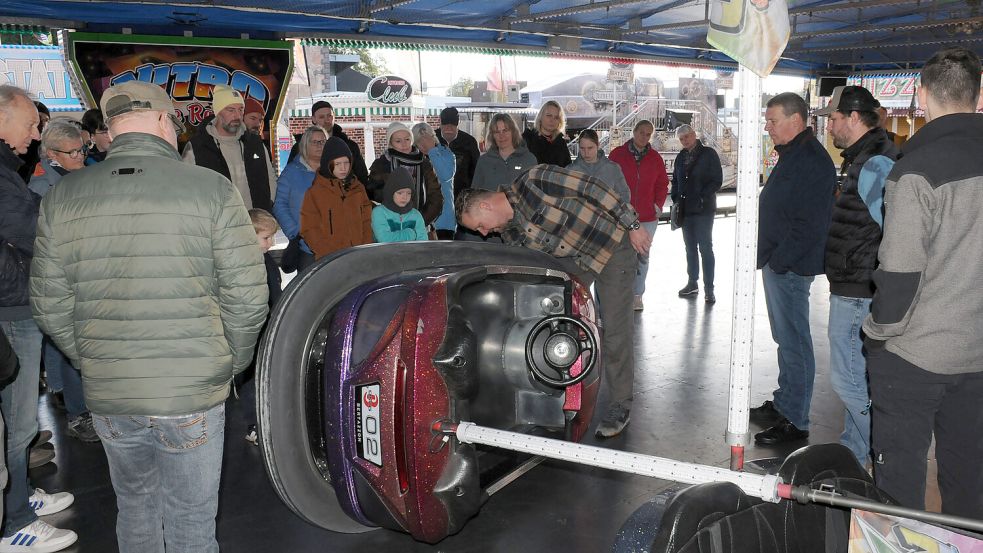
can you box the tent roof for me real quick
[2,0,982,73]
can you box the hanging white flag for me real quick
[707,0,790,78]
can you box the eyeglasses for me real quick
[310,139,327,147]
[51,145,89,159]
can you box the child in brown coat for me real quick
[300,136,374,259]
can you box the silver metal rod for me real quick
[486,456,545,496]
[791,486,983,533]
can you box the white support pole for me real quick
[725,65,763,469]
[449,422,783,502]
[363,111,376,165]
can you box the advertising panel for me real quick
[66,33,292,151]
[0,45,83,111]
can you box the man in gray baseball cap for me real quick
[30,79,269,552]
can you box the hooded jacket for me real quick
[568,151,631,203]
[372,169,427,243]
[30,132,269,416]
[368,148,443,224]
[288,124,369,186]
[299,172,374,259]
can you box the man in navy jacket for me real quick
[752,92,836,445]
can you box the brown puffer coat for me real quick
[300,174,374,259]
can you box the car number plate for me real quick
[355,383,383,466]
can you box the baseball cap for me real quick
[440,106,459,126]
[100,81,175,119]
[815,85,880,116]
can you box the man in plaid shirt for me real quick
[456,164,652,437]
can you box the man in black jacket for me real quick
[671,124,723,304]
[183,85,277,211]
[437,107,480,195]
[817,85,899,466]
[751,92,836,446]
[286,100,369,185]
[0,84,77,551]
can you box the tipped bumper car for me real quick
[256,242,601,543]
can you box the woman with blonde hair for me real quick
[522,100,571,167]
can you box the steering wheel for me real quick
[524,315,598,387]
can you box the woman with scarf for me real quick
[521,100,571,167]
[300,136,374,260]
[609,119,669,311]
[368,122,443,226]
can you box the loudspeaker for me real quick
[819,77,848,97]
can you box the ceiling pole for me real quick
[508,0,651,23]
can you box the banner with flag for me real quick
[707,0,790,78]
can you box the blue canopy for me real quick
[2,0,980,73]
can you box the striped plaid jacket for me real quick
[502,164,640,275]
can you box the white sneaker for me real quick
[29,489,74,517]
[0,519,77,552]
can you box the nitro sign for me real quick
[367,75,412,105]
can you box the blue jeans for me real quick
[761,265,816,431]
[92,403,225,553]
[681,213,715,288]
[828,295,872,464]
[42,337,88,419]
[633,220,659,295]
[0,319,42,536]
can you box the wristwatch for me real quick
[627,220,641,231]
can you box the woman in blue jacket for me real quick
[272,126,328,270]
[412,123,456,239]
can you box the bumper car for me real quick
[256,242,601,543]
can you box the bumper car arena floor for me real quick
[31,212,938,552]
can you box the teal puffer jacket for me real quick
[30,132,269,416]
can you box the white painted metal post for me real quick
[725,65,763,470]
[449,422,783,502]
[363,111,375,164]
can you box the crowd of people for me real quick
[0,45,979,551]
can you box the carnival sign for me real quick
[66,33,292,142]
[0,45,83,111]
[366,75,413,105]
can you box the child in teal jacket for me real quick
[372,168,428,242]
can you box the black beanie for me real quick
[382,168,415,215]
[439,106,459,126]
[318,136,352,178]
[311,101,333,118]
[35,102,49,116]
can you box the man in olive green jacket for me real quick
[29,81,268,553]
